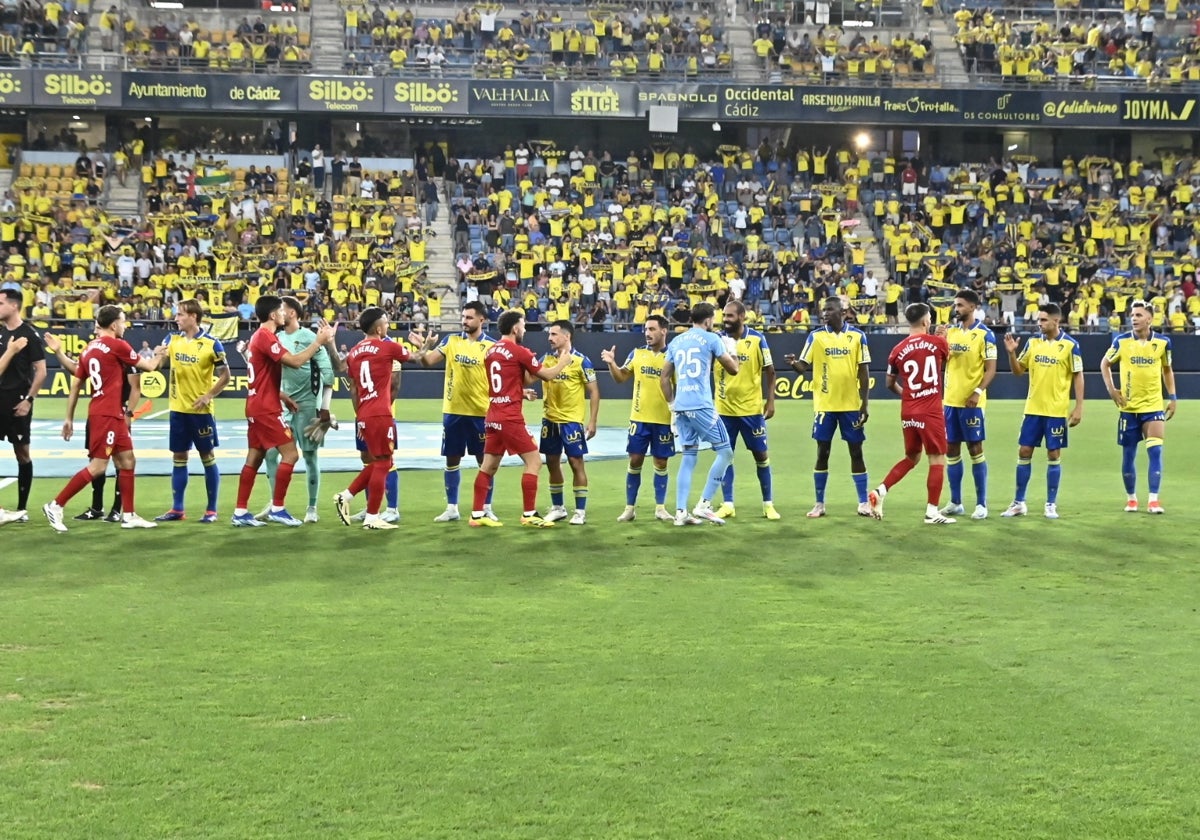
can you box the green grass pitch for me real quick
[1,398,1198,838]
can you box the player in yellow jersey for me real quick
[714,300,779,520]
[410,301,497,522]
[1001,303,1084,519]
[937,289,997,520]
[1099,300,1177,513]
[600,314,675,522]
[540,320,599,525]
[148,299,230,523]
[784,297,872,518]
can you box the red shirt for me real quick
[78,335,140,419]
[887,333,949,416]
[347,337,410,418]
[244,326,287,417]
[484,338,542,421]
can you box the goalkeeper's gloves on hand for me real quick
[303,413,338,445]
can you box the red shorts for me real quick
[87,415,133,460]
[247,413,293,451]
[484,415,537,456]
[357,416,396,458]
[901,413,947,456]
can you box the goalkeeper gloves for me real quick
[303,412,338,445]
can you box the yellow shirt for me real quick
[944,320,997,408]
[540,349,596,424]
[435,331,495,417]
[1103,332,1171,413]
[1017,332,1083,417]
[799,325,871,412]
[715,327,773,416]
[161,330,227,414]
[620,346,671,425]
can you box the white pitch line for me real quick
[0,476,14,490]
[144,409,172,420]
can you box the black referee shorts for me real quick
[0,393,31,446]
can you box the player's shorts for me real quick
[944,405,986,444]
[442,413,486,459]
[355,418,397,453]
[1018,414,1069,450]
[285,404,321,453]
[0,392,32,445]
[484,415,538,456]
[720,414,769,453]
[246,412,294,452]
[627,421,675,459]
[540,420,588,459]
[168,410,220,454]
[674,406,731,450]
[87,415,133,460]
[1117,410,1166,446]
[356,415,396,458]
[812,410,867,444]
[901,412,948,456]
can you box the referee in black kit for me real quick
[0,288,46,524]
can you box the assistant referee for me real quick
[0,288,47,523]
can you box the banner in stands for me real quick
[464,80,555,117]
[635,84,720,120]
[0,69,32,107]
[34,71,120,108]
[552,81,638,118]
[299,76,385,114]
[211,75,298,111]
[121,73,220,111]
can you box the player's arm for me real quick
[857,361,870,424]
[972,349,998,408]
[716,340,739,376]
[585,378,600,439]
[761,340,776,419]
[1099,352,1125,408]
[42,332,79,375]
[282,321,337,368]
[314,344,337,417]
[1004,332,1026,376]
[885,364,902,397]
[1162,360,1177,420]
[600,345,631,383]
[25,334,46,409]
[0,335,28,377]
[125,369,142,426]
[659,357,675,405]
[408,330,444,368]
[531,347,573,382]
[1069,367,1085,427]
[62,369,84,441]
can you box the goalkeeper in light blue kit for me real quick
[659,302,740,526]
[259,296,336,523]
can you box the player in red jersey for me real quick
[470,309,572,528]
[332,307,411,531]
[42,305,165,532]
[231,295,336,528]
[868,303,956,525]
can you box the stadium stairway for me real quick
[310,1,347,73]
[929,16,969,85]
[425,196,460,330]
[104,180,142,219]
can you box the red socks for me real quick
[272,462,294,507]
[236,464,257,509]
[521,473,538,514]
[366,460,389,515]
[472,471,490,512]
[926,464,945,506]
[882,457,917,491]
[118,469,134,514]
[56,467,93,507]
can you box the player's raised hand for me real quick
[1003,332,1019,353]
[315,319,337,344]
[934,323,948,337]
[600,345,616,365]
[522,388,539,401]
[42,332,60,353]
[61,418,73,442]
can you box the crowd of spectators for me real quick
[117,13,312,72]
[752,19,936,81]
[0,0,89,64]
[341,2,734,78]
[952,3,1200,84]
